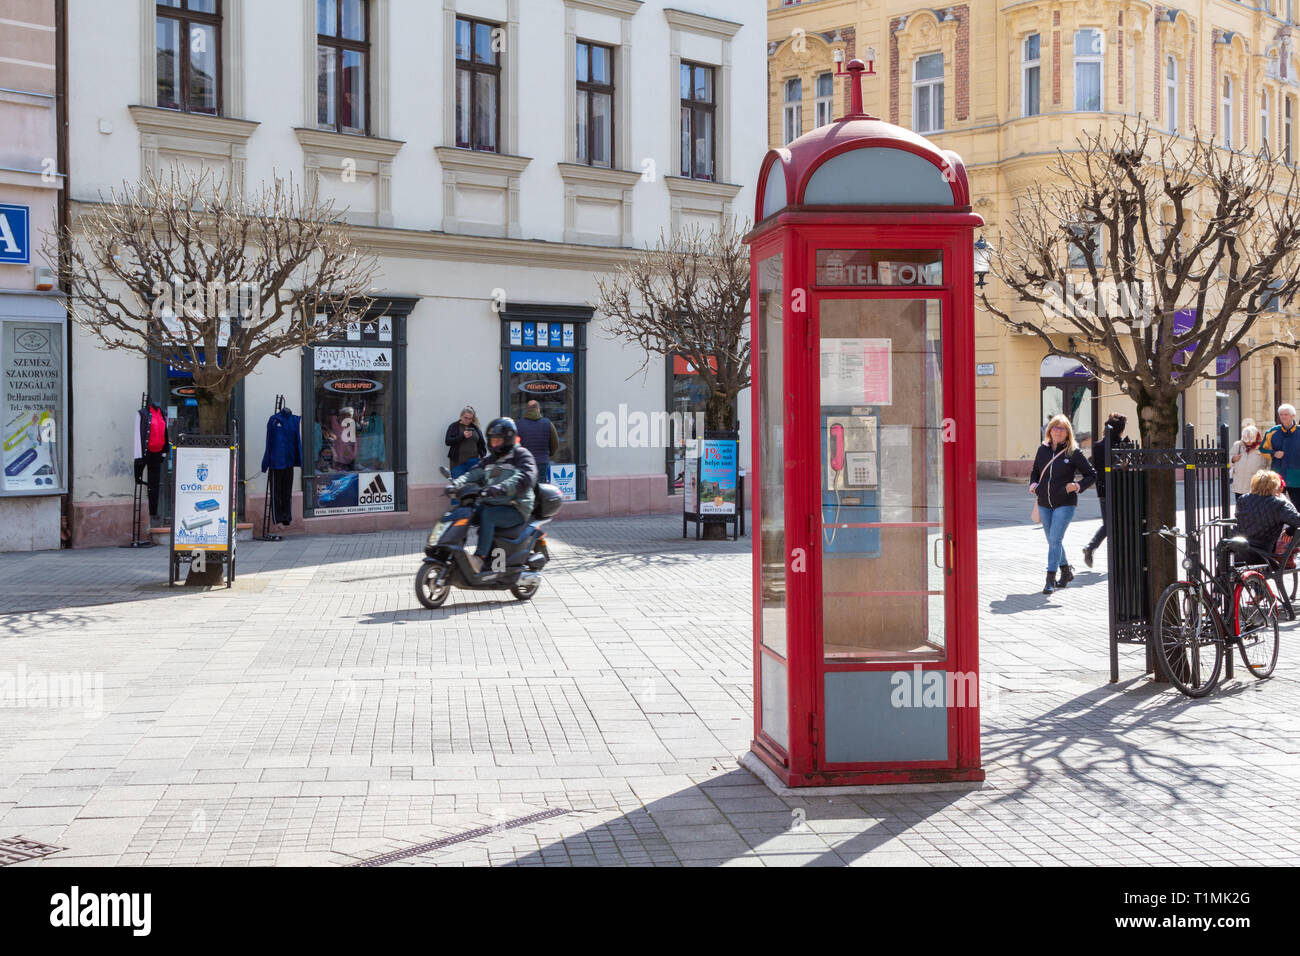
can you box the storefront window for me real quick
[303,300,411,516]
[1,314,67,495]
[501,306,588,500]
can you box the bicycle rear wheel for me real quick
[1154,582,1223,698]
[1235,571,1280,680]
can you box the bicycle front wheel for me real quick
[1154,582,1223,698]
[1235,571,1280,680]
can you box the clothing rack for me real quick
[256,395,285,541]
[120,392,155,549]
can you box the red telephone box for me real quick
[745,60,983,787]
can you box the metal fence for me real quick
[1104,422,1231,682]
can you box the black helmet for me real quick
[486,417,518,451]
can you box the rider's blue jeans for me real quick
[1039,504,1076,573]
[475,504,523,560]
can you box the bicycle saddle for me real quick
[1215,536,1257,558]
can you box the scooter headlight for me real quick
[428,521,448,542]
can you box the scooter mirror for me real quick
[438,466,451,478]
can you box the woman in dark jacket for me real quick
[1030,414,1097,594]
[445,405,486,479]
[1234,469,1300,554]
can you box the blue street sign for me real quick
[0,204,30,264]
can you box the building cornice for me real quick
[663,7,742,40]
[556,163,644,188]
[0,167,63,190]
[562,0,643,18]
[67,198,645,271]
[663,176,743,201]
[294,127,405,161]
[128,105,259,144]
[434,146,533,176]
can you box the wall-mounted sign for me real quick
[518,379,567,395]
[323,377,384,395]
[562,324,575,348]
[0,204,30,265]
[509,321,522,345]
[313,346,392,372]
[976,363,996,376]
[509,350,574,375]
[815,249,943,287]
[314,470,396,515]
[523,323,536,346]
[550,463,577,502]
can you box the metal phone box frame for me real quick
[744,60,983,787]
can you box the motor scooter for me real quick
[414,467,563,609]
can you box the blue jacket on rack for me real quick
[261,407,303,471]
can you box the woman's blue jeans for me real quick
[450,457,479,479]
[1039,504,1076,572]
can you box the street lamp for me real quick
[973,235,992,288]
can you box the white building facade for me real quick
[0,1,67,552]
[64,0,764,547]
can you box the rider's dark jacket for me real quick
[450,442,537,524]
[1234,492,1300,552]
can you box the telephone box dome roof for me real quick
[756,116,971,221]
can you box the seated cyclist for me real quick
[446,417,537,574]
[1234,469,1300,560]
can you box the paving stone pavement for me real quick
[1,481,1298,867]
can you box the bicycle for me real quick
[1148,517,1288,697]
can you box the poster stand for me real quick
[120,392,155,549]
[169,432,237,587]
[682,432,742,541]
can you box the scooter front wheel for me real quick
[415,563,451,609]
[510,576,541,601]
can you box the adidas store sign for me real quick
[359,471,395,508]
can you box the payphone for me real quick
[821,409,881,555]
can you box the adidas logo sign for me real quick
[359,472,394,506]
[373,353,390,367]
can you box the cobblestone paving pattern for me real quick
[1,482,1298,866]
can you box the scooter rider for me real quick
[446,417,537,575]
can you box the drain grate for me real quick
[349,807,570,867]
[0,836,65,866]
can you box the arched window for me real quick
[1166,56,1178,132]
[1287,97,1294,163]
[783,77,802,144]
[814,72,834,126]
[1263,88,1271,151]
[1023,33,1041,116]
[1074,28,1104,111]
[913,53,944,133]
[1222,76,1234,148]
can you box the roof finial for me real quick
[834,48,877,121]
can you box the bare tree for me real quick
[50,169,380,435]
[595,220,751,432]
[982,120,1300,604]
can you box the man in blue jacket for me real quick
[1262,403,1300,509]
[516,400,559,483]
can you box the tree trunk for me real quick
[705,388,737,432]
[194,387,230,436]
[1136,390,1181,677]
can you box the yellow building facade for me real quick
[768,0,1300,475]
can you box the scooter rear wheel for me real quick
[415,563,451,609]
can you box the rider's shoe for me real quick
[467,553,484,574]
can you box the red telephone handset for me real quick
[830,423,845,472]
